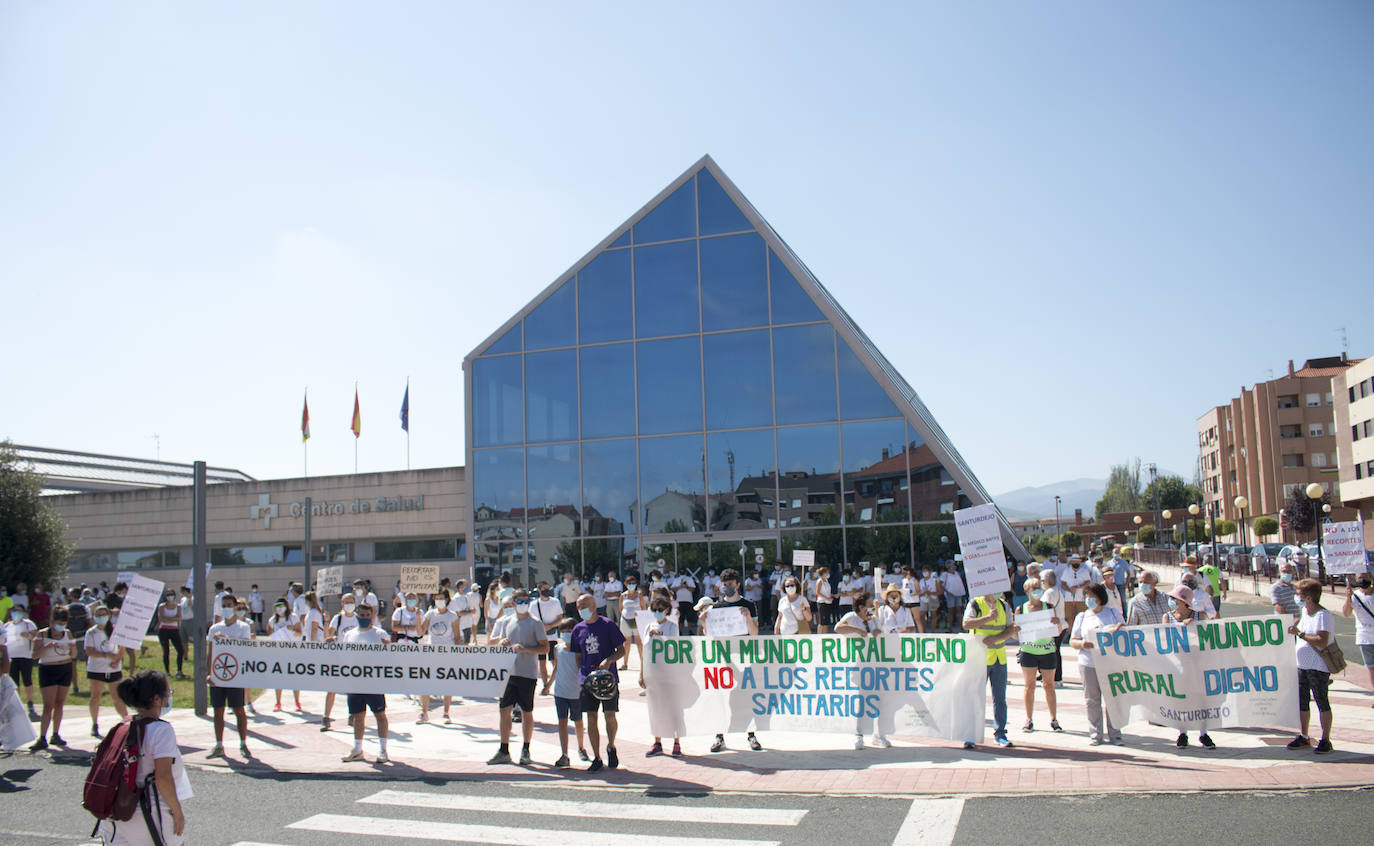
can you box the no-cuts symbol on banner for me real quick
[212,652,239,683]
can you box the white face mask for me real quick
[435,600,448,610]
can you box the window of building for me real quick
[1305,393,1321,407]
[1367,459,1374,477]
[310,543,353,563]
[1280,425,1301,439]
[1282,454,1304,468]
[1311,453,1327,467]
[1364,419,1373,437]
[374,538,461,561]
[1308,423,1325,437]
[1358,464,1365,480]
[1354,425,1361,442]
[210,546,286,567]
[1277,395,1298,409]
[939,502,954,515]
[1324,392,1333,405]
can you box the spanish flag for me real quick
[301,391,310,443]
[351,388,362,438]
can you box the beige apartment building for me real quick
[1197,356,1362,544]
[1333,356,1374,547]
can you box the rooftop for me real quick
[10,444,254,495]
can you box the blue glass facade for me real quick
[466,159,1012,582]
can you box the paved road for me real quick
[5,757,1372,846]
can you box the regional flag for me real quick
[351,388,362,438]
[301,392,310,443]
[400,382,410,432]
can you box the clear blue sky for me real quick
[3,1,1371,494]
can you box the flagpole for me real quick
[406,376,411,470]
[354,380,359,474]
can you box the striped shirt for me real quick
[1269,581,1299,616]
[1127,591,1170,627]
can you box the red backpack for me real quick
[83,716,157,822]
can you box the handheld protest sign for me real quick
[954,503,1012,595]
[399,565,441,594]
[111,574,164,650]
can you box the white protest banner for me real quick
[117,572,135,586]
[644,634,989,743]
[1322,520,1367,575]
[792,549,815,570]
[209,638,516,697]
[184,562,211,591]
[1014,609,1059,643]
[316,566,344,597]
[954,503,1011,596]
[111,573,164,650]
[270,627,299,642]
[703,606,750,638]
[1092,615,1298,731]
[399,565,441,594]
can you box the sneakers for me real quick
[240,744,251,758]
[175,672,188,681]
[747,732,762,751]
[607,747,619,769]
[1022,721,1033,732]
[872,735,891,749]
[49,733,66,747]
[1089,738,1103,746]
[994,734,1013,748]
[320,717,332,732]
[341,749,366,763]
[578,748,591,762]
[1050,720,1063,732]
[295,699,304,711]
[486,750,512,765]
[28,737,48,752]
[1176,733,1189,749]
[417,713,428,724]
[444,714,452,725]
[587,757,604,772]
[1199,734,1216,750]
[962,741,976,750]
[1314,739,1334,755]
[91,724,101,739]
[273,703,282,712]
[555,754,571,768]
[1111,737,1126,746]
[207,744,225,759]
[710,734,726,753]
[671,741,682,757]
[1286,734,1311,750]
[519,747,532,765]
[646,742,665,757]
[854,735,865,750]
[512,710,523,724]
[28,704,40,721]
[375,752,391,764]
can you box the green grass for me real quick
[60,637,259,715]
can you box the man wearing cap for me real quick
[571,594,626,772]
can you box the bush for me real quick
[1136,525,1157,545]
[1059,531,1081,552]
[1253,515,1279,538]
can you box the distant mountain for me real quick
[992,478,1107,521]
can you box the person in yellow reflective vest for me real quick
[962,591,1019,749]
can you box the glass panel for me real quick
[675,541,710,574]
[712,538,778,576]
[708,429,777,531]
[473,447,524,542]
[634,241,699,338]
[838,340,899,419]
[209,546,286,567]
[842,419,907,524]
[472,540,513,585]
[578,249,633,344]
[697,168,752,236]
[527,538,579,585]
[912,524,958,568]
[374,539,458,561]
[583,538,628,580]
[907,424,955,522]
[701,233,768,332]
[846,525,912,571]
[582,439,637,536]
[776,424,840,527]
[639,434,706,533]
[772,324,836,424]
[524,279,576,350]
[781,528,844,572]
[637,336,702,435]
[633,180,696,244]
[527,444,580,537]
[473,355,523,446]
[703,329,772,430]
[486,323,521,355]
[609,230,631,249]
[525,349,578,443]
[769,249,823,324]
[580,342,635,439]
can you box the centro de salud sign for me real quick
[248,492,424,529]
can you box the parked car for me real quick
[1301,541,1324,566]
[1249,543,1286,574]
[1275,544,1310,575]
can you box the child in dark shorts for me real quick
[551,618,588,768]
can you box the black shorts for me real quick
[539,641,557,661]
[210,686,246,709]
[815,602,833,627]
[8,656,34,687]
[87,670,123,683]
[678,602,698,626]
[38,663,73,688]
[1017,650,1057,670]
[500,676,537,711]
[580,684,619,713]
[346,693,386,715]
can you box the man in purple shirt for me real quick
[571,594,627,772]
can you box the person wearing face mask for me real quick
[559,574,581,620]
[774,577,813,635]
[531,582,563,696]
[1016,578,1061,733]
[550,617,590,767]
[1126,571,1169,626]
[391,592,422,644]
[638,596,684,757]
[834,592,891,748]
[942,562,967,633]
[339,602,394,764]
[452,579,476,645]
[570,593,627,771]
[351,579,380,616]
[672,571,697,635]
[83,603,129,738]
[320,592,360,731]
[205,598,253,759]
[963,590,1018,749]
[1069,583,1125,746]
[177,587,195,649]
[484,582,503,640]
[154,591,186,680]
[486,590,548,766]
[603,572,623,625]
[1039,569,1067,688]
[417,588,460,724]
[1270,562,1301,617]
[29,605,75,750]
[918,566,939,632]
[618,579,641,671]
[813,565,834,634]
[699,569,763,753]
[211,581,228,625]
[266,597,303,712]
[1011,562,1029,610]
[1340,576,1374,697]
[1161,584,1216,749]
[1287,578,1336,754]
[4,603,40,720]
[876,586,915,634]
[96,670,191,846]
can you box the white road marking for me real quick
[289,814,781,846]
[892,797,965,846]
[358,788,807,826]
[5,833,98,843]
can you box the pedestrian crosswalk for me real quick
[355,788,809,825]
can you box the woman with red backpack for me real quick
[96,670,190,845]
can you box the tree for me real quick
[1281,486,1330,540]
[1136,525,1157,545]
[1059,531,1081,552]
[1253,516,1279,539]
[0,441,72,590]
[1139,475,1204,512]
[1214,519,1237,537]
[1030,536,1054,558]
[1094,459,1142,519]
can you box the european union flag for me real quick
[400,383,409,432]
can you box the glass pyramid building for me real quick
[463,155,1027,582]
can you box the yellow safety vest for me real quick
[971,596,1010,666]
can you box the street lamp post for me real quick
[1132,514,1142,547]
[1235,495,1250,589]
[1188,503,1201,562]
[1162,510,1173,562]
[1054,495,1062,557]
[1305,482,1328,583]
